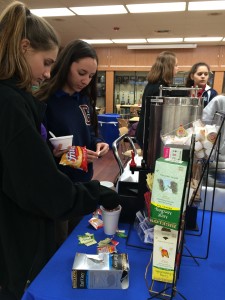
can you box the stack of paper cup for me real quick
[100,205,122,235]
[195,141,205,159]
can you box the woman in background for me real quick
[185,62,217,107]
[202,94,225,161]
[136,51,178,148]
[0,2,119,299]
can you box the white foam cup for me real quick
[195,141,203,152]
[195,149,205,159]
[100,181,114,189]
[100,205,122,235]
[202,140,213,150]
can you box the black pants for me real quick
[0,287,17,300]
[55,216,83,248]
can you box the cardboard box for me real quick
[150,158,188,230]
[72,253,129,289]
[152,225,178,283]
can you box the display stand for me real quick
[183,111,225,260]
[145,138,195,300]
[124,89,224,299]
[135,87,216,299]
[145,111,225,299]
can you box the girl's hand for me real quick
[52,144,69,158]
[86,149,99,163]
[96,142,109,157]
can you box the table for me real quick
[21,212,225,299]
[22,215,152,300]
[129,116,139,123]
[120,105,141,108]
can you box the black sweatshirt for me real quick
[0,78,119,299]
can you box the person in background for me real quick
[202,94,225,161]
[0,2,120,299]
[36,39,109,244]
[185,62,218,107]
[136,51,178,148]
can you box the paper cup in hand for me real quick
[100,205,122,235]
[49,135,73,150]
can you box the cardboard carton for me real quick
[152,225,178,283]
[150,158,188,230]
[72,252,129,289]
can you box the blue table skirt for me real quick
[22,211,225,300]
[22,215,152,300]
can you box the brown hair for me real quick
[185,62,210,87]
[36,39,99,134]
[0,1,59,92]
[148,51,177,84]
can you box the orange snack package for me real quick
[59,146,88,172]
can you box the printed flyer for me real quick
[152,225,178,283]
[150,158,188,230]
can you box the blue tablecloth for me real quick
[22,211,225,300]
[22,215,152,300]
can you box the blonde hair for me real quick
[0,1,59,91]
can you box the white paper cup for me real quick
[100,205,122,235]
[195,141,203,152]
[100,181,114,189]
[202,140,213,150]
[49,135,73,150]
[195,149,205,159]
[195,132,205,142]
[205,148,214,158]
[206,132,217,143]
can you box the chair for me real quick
[117,118,129,128]
[116,104,121,114]
[116,118,128,156]
[130,106,140,117]
[119,126,129,136]
[116,118,142,159]
[98,107,105,114]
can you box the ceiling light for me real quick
[82,39,113,44]
[126,2,186,13]
[184,37,223,42]
[127,44,197,49]
[147,38,183,43]
[70,5,127,15]
[188,1,225,11]
[112,39,147,44]
[31,8,74,17]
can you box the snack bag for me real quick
[60,146,88,172]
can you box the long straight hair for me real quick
[36,39,99,134]
[0,1,59,92]
[148,51,177,85]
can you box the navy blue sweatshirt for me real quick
[45,90,103,182]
